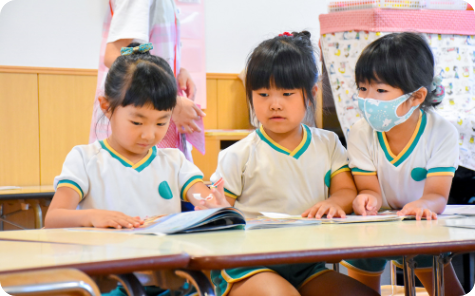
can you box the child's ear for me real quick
[311,84,318,98]
[308,84,319,107]
[98,96,112,119]
[412,87,427,106]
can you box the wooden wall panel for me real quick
[38,74,96,185]
[0,73,40,186]
[216,79,250,129]
[203,79,218,129]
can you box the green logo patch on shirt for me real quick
[159,181,173,199]
[411,167,428,182]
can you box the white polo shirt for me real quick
[348,110,459,210]
[54,140,203,218]
[211,125,350,218]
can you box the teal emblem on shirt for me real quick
[411,168,427,182]
[159,181,173,199]
[324,170,331,187]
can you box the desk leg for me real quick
[463,253,475,293]
[31,201,43,229]
[109,273,146,296]
[433,254,451,296]
[175,270,215,296]
[0,203,3,231]
[403,256,417,296]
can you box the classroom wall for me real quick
[0,0,329,72]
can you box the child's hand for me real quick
[302,200,346,219]
[194,181,231,210]
[89,209,144,229]
[397,200,438,220]
[353,194,379,216]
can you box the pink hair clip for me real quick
[279,32,293,37]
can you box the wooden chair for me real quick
[0,268,101,295]
[332,261,429,296]
[380,262,429,296]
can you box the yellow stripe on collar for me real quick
[103,139,134,166]
[132,147,153,169]
[389,111,423,165]
[259,125,292,153]
[290,126,308,157]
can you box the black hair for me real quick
[104,42,177,114]
[355,32,438,110]
[245,31,318,116]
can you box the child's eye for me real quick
[358,87,367,91]
[283,93,294,97]
[377,89,388,93]
[157,123,167,126]
[131,121,142,125]
[258,93,269,97]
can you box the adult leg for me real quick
[299,270,380,296]
[228,272,300,296]
[347,267,383,294]
[415,263,464,296]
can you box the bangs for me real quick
[355,33,434,95]
[355,44,408,90]
[121,61,177,111]
[245,39,318,105]
[247,47,316,91]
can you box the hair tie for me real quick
[430,76,445,103]
[279,32,293,37]
[120,43,153,56]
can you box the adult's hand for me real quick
[177,68,197,100]
[172,96,205,134]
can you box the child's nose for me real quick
[141,127,155,140]
[270,98,283,110]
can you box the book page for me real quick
[261,212,404,224]
[246,217,321,230]
[442,205,475,216]
[67,207,244,235]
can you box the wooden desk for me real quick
[0,232,208,294]
[2,219,475,267]
[2,218,475,296]
[0,185,54,230]
[0,240,189,276]
[0,185,55,200]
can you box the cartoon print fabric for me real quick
[321,32,475,170]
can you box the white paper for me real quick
[0,186,21,190]
[442,205,475,216]
[260,212,404,224]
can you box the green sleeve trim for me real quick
[427,167,456,174]
[57,180,84,199]
[180,175,204,201]
[224,188,238,198]
[351,168,376,174]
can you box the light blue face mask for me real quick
[357,88,420,132]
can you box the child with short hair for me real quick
[343,32,464,296]
[45,43,227,230]
[209,31,379,296]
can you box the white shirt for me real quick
[107,0,179,67]
[348,110,459,210]
[211,125,350,218]
[54,140,203,218]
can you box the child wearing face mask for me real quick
[342,32,464,296]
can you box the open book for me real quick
[261,212,404,224]
[70,207,246,235]
[442,205,475,216]
[245,217,321,230]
